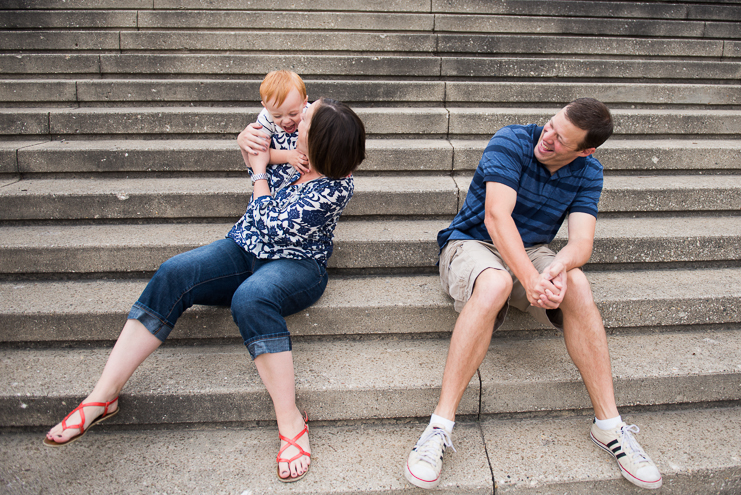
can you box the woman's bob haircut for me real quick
[307,98,366,180]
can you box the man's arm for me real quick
[484,182,558,308]
[549,211,596,275]
[485,182,597,309]
[533,211,595,303]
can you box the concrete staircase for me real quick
[1,1,740,493]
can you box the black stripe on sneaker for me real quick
[607,440,619,448]
[616,452,626,459]
[612,446,622,453]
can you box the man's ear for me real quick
[579,147,596,157]
[303,96,309,106]
[260,100,266,108]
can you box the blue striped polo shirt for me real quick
[438,124,603,250]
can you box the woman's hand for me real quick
[286,149,310,175]
[238,123,269,155]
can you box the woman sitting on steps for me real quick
[44,97,366,483]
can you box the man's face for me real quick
[262,88,307,134]
[534,108,595,172]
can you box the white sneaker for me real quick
[590,421,662,489]
[404,423,456,489]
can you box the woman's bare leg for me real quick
[45,319,162,443]
[253,350,310,480]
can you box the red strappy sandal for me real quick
[276,413,311,483]
[43,397,119,447]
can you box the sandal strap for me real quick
[61,396,119,434]
[277,422,310,464]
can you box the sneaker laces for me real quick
[619,424,651,465]
[415,427,456,465]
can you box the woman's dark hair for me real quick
[564,98,613,150]
[308,97,366,179]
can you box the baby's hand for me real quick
[287,149,309,174]
[237,123,269,155]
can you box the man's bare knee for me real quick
[562,268,599,315]
[470,268,512,309]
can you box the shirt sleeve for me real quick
[244,178,354,246]
[568,156,603,218]
[479,126,527,191]
[256,107,277,138]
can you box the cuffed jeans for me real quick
[128,238,328,359]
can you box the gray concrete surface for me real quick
[1,267,739,343]
[485,407,741,494]
[448,108,741,137]
[441,57,741,80]
[0,421,492,494]
[0,175,460,220]
[14,139,454,173]
[0,338,480,426]
[479,329,741,414]
[99,54,442,77]
[1,216,740,274]
[1,4,740,494]
[452,139,741,172]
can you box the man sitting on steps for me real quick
[404,98,662,490]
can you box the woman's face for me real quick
[297,100,318,158]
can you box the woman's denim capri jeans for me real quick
[128,238,328,359]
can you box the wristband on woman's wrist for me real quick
[251,173,269,184]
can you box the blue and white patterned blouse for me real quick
[227,122,354,268]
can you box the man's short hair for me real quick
[564,98,613,150]
[259,70,307,107]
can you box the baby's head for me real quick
[260,70,308,134]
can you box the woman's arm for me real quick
[238,123,270,156]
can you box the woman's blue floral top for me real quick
[227,124,354,268]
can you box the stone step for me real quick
[447,108,741,138]
[437,13,740,38]
[4,80,740,107]
[1,420,494,494]
[2,406,740,494]
[1,267,739,343]
[2,107,740,137]
[8,139,453,174]
[0,176,460,220]
[2,328,739,427]
[454,139,741,172]
[0,30,714,58]
[4,9,738,40]
[0,338,479,427]
[7,0,739,21]
[0,216,739,274]
[454,174,741,213]
[3,53,740,80]
[442,56,741,81]
[5,139,740,175]
[486,407,741,494]
[432,0,741,21]
[2,174,739,221]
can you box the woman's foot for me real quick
[276,409,311,481]
[44,396,119,447]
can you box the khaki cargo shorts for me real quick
[439,239,564,331]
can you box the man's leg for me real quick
[434,268,512,421]
[405,267,512,489]
[560,268,662,489]
[559,268,618,420]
